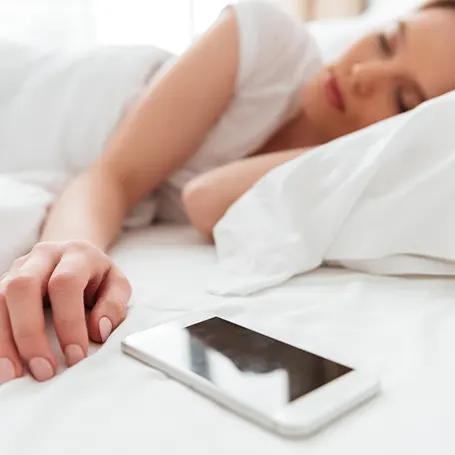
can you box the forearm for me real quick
[40,168,127,250]
[42,11,239,248]
[183,149,307,235]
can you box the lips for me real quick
[325,71,346,113]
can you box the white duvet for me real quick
[0,41,170,273]
[2,225,455,455]
[213,91,455,296]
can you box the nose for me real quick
[349,61,397,98]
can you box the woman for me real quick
[0,0,455,384]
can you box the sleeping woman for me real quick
[1,0,455,384]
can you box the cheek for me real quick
[301,75,334,121]
[302,71,398,141]
[353,99,396,130]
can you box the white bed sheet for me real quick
[1,225,455,454]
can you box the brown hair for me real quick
[421,0,455,10]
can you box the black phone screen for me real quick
[149,317,353,414]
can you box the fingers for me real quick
[0,296,22,384]
[0,239,132,384]
[3,247,61,381]
[48,249,93,368]
[48,241,123,364]
[47,241,113,367]
[87,266,131,344]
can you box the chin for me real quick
[301,93,343,143]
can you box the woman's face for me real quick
[302,8,455,142]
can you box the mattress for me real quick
[1,225,455,454]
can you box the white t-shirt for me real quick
[157,1,323,222]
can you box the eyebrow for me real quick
[397,20,428,102]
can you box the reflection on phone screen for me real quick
[161,317,353,413]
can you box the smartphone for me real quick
[122,313,380,437]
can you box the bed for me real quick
[1,224,455,455]
[2,1,455,453]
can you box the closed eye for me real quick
[378,33,392,56]
[396,90,409,114]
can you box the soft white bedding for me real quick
[1,3,454,451]
[1,225,455,455]
[213,92,455,296]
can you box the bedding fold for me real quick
[211,91,455,296]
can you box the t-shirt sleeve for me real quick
[228,1,322,93]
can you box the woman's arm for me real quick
[41,8,240,249]
[183,149,308,236]
[0,9,242,383]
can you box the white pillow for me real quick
[210,92,455,296]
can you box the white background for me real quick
[0,0,423,54]
[0,0,240,54]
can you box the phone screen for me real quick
[148,317,353,414]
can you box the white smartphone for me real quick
[122,313,380,437]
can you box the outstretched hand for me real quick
[0,240,131,384]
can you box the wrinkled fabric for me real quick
[2,226,455,455]
[211,91,455,296]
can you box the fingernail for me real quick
[29,357,54,382]
[64,344,85,367]
[0,358,15,384]
[99,317,113,342]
